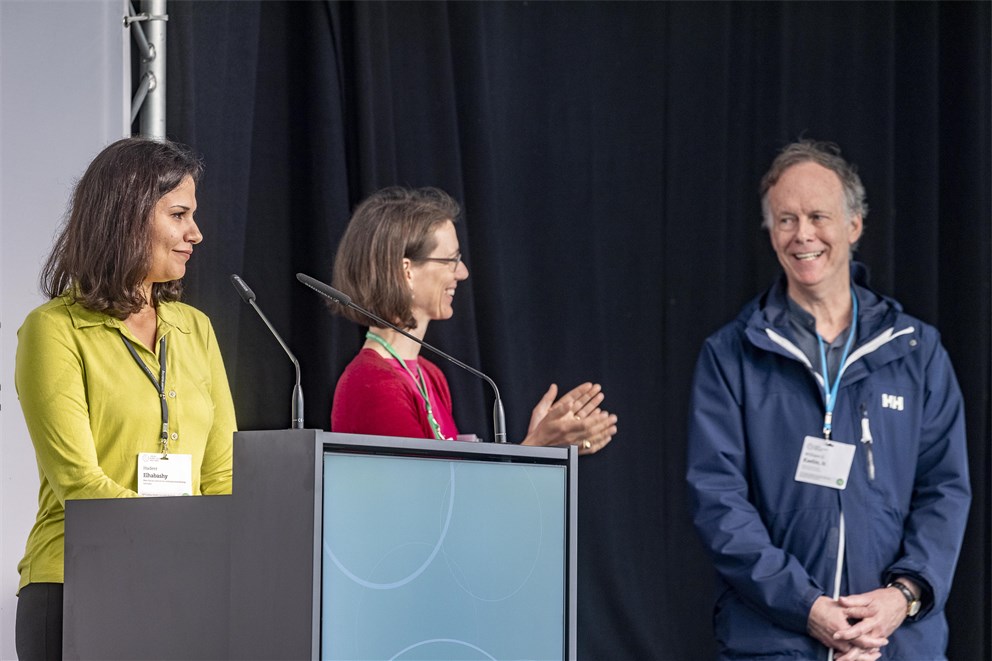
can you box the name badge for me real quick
[794,436,856,490]
[137,452,193,497]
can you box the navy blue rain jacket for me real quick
[687,264,971,660]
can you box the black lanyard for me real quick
[122,335,170,455]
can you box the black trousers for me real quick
[15,582,62,661]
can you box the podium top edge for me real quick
[234,429,575,464]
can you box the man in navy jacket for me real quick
[687,140,970,660]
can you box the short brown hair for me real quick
[759,139,868,229]
[331,187,461,329]
[41,137,204,318]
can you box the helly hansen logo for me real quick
[882,394,904,411]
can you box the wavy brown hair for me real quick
[331,187,461,330]
[41,137,203,319]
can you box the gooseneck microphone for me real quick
[296,272,507,443]
[231,274,304,429]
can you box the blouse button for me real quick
[170,432,178,441]
[168,390,177,398]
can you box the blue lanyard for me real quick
[816,288,858,439]
[122,335,170,455]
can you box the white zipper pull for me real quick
[860,404,875,481]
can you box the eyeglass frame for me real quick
[416,252,463,272]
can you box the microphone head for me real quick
[296,273,352,306]
[230,274,256,303]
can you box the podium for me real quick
[64,430,578,660]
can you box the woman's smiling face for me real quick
[143,175,201,291]
[407,220,469,326]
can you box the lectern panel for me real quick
[321,452,567,661]
[64,431,575,660]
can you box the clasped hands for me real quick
[521,382,618,455]
[807,586,912,661]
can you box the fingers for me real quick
[835,649,879,661]
[832,637,883,661]
[539,383,559,408]
[534,384,559,411]
[527,384,559,434]
[529,407,617,451]
[835,648,882,661]
[523,382,618,452]
[837,587,907,641]
[539,382,606,420]
[831,608,890,654]
[857,638,887,651]
[832,615,890,648]
[837,595,875,609]
[576,411,618,455]
[839,606,877,621]
[556,408,610,442]
[545,396,579,422]
[557,382,603,417]
[575,387,604,419]
[834,649,860,661]
[808,595,864,652]
[834,627,888,647]
[558,382,593,404]
[587,409,617,440]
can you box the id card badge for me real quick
[794,436,856,490]
[138,452,193,497]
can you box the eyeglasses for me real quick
[419,252,463,272]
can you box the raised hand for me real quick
[523,382,618,454]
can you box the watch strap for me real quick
[886,580,921,618]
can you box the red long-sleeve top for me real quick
[331,349,459,440]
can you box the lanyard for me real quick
[122,335,170,456]
[366,331,445,440]
[816,288,858,439]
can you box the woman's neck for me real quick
[364,323,426,360]
[123,302,158,351]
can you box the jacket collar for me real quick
[743,262,899,335]
[742,262,917,381]
[64,295,191,335]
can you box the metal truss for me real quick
[124,0,167,139]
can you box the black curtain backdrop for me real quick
[167,2,990,658]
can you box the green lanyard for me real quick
[366,331,445,440]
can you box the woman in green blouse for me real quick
[14,138,237,660]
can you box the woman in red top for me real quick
[330,186,617,453]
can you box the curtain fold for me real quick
[168,2,990,657]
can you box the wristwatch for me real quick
[887,580,921,618]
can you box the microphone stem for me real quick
[357,308,500,397]
[356,306,506,443]
[248,299,304,428]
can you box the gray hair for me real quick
[759,140,868,230]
